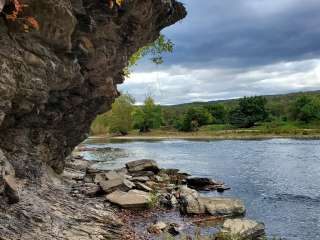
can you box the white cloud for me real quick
[120,59,320,105]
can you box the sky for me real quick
[120,0,320,105]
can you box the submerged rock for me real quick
[218,219,265,240]
[106,190,151,209]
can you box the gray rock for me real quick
[126,159,160,173]
[132,176,150,182]
[180,193,206,214]
[130,171,155,177]
[218,219,265,240]
[105,171,122,180]
[106,190,151,209]
[178,186,245,217]
[65,159,90,172]
[63,168,86,181]
[99,178,135,193]
[135,182,152,192]
[200,197,246,217]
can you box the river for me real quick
[81,138,320,240]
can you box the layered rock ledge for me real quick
[0,0,186,239]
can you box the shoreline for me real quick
[89,133,320,141]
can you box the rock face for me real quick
[0,0,186,180]
[0,1,186,238]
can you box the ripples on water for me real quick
[82,138,320,240]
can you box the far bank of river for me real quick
[90,128,320,141]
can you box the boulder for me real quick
[178,186,245,217]
[218,219,265,240]
[126,159,160,174]
[106,190,151,209]
[200,197,246,217]
[99,178,135,194]
[180,193,206,214]
[179,186,205,214]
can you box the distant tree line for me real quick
[90,93,320,135]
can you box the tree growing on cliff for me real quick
[132,96,162,132]
[124,35,174,76]
[229,96,269,128]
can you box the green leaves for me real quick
[132,96,162,132]
[125,35,174,76]
[292,95,320,123]
[229,96,269,128]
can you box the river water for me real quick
[81,138,320,240]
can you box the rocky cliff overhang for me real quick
[0,0,186,181]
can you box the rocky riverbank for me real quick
[62,147,266,240]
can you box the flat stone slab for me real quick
[106,190,151,209]
[126,159,159,173]
[99,178,135,194]
[200,197,246,217]
[219,218,265,239]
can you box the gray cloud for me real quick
[121,0,320,104]
[160,0,320,69]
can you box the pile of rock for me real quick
[64,157,265,239]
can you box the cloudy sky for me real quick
[120,0,320,105]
